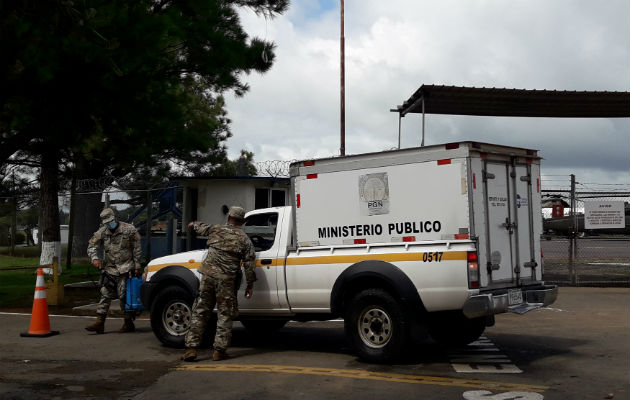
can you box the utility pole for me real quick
[340,0,346,156]
[569,174,577,285]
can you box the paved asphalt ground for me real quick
[0,287,628,400]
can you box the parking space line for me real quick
[175,363,548,393]
[449,337,523,374]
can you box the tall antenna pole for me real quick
[340,0,346,156]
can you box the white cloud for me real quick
[226,0,630,186]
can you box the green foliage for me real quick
[0,254,39,267]
[0,262,96,308]
[211,149,258,177]
[0,0,289,174]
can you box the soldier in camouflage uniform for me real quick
[85,208,142,334]
[183,206,256,362]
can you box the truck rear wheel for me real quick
[150,285,194,348]
[345,288,408,363]
[428,311,486,346]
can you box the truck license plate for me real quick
[508,289,523,305]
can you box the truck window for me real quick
[243,213,278,252]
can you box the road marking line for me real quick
[175,363,547,393]
[448,337,523,374]
[0,312,128,319]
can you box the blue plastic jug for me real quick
[125,277,146,311]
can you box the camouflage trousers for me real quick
[96,272,133,318]
[185,274,238,351]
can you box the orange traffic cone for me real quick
[20,268,59,337]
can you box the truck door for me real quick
[483,161,514,284]
[482,159,539,286]
[513,162,539,282]
[240,211,282,310]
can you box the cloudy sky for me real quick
[225,0,629,189]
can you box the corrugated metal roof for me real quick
[394,85,630,118]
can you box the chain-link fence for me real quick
[66,161,294,264]
[2,169,628,287]
[67,181,186,266]
[541,175,630,287]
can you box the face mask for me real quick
[106,221,118,230]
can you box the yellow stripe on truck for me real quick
[147,262,201,272]
[147,251,467,272]
[285,251,467,265]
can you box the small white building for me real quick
[177,176,290,250]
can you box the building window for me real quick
[255,188,269,209]
[271,189,285,207]
[255,188,286,209]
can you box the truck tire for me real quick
[241,319,288,336]
[344,288,408,363]
[150,285,194,348]
[428,311,486,346]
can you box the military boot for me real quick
[213,349,228,361]
[182,348,198,362]
[85,315,106,334]
[118,318,135,333]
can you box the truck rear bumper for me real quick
[462,285,558,318]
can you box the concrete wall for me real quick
[183,178,290,226]
[197,180,257,224]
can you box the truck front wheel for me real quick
[150,285,194,348]
[428,311,486,346]
[345,289,408,363]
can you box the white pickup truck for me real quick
[141,141,557,362]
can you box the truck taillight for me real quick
[467,251,479,288]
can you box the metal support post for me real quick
[421,97,426,147]
[145,190,152,261]
[397,113,402,149]
[166,216,173,254]
[569,174,577,285]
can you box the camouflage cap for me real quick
[100,208,116,223]
[228,206,246,221]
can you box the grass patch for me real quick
[0,262,97,308]
[0,254,40,268]
[0,245,51,259]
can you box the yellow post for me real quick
[46,257,65,306]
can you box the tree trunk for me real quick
[71,191,102,257]
[70,157,105,258]
[39,150,61,269]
